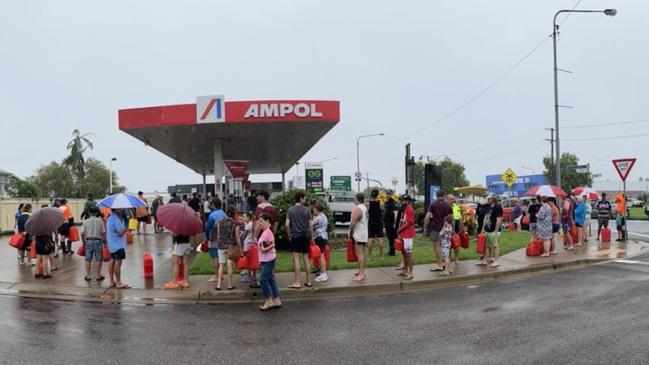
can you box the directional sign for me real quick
[330,176,352,191]
[612,158,637,182]
[501,168,518,188]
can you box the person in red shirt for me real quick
[398,195,416,280]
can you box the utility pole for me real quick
[545,128,555,181]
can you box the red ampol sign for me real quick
[225,100,339,123]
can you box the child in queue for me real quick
[258,212,281,311]
[439,214,454,276]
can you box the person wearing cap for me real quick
[383,190,398,256]
[81,207,106,281]
[397,194,415,280]
[527,196,542,241]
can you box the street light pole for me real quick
[552,8,617,189]
[356,133,384,192]
[109,157,117,194]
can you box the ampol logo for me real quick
[196,95,225,123]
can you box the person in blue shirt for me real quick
[106,209,130,289]
[574,196,587,247]
[204,200,225,283]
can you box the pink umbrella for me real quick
[571,187,601,200]
[156,203,203,236]
[524,185,567,198]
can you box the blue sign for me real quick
[428,185,440,204]
[485,174,547,197]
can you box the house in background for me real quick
[0,169,17,198]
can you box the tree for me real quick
[32,162,74,198]
[270,189,331,248]
[77,158,121,198]
[63,129,94,194]
[414,157,469,195]
[6,178,39,198]
[543,152,593,192]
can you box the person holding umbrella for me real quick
[106,209,130,289]
[25,206,66,278]
[156,202,205,290]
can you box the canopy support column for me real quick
[213,140,224,202]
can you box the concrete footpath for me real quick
[0,231,647,304]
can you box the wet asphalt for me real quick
[3,248,649,364]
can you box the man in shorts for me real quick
[135,191,150,235]
[397,194,415,280]
[595,193,611,241]
[82,207,106,281]
[478,196,502,268]
[106,208,130,289]
[423,190,452,271]
[286,191,313,289]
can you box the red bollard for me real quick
[143,253,154,278]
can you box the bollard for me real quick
[143,253,154,278]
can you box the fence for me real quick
[0,198,87,232]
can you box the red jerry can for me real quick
[247,244,260,271]
[143,253,154,278]
[601,227,611,243]
[460,232,470,249]
[313,244,330,269]
[176,260,185,282]
[346,239,358,262]
[476,234,486,255]
[451,234,461,249]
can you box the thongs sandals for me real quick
[288,283,301,289]
[84,276,92,281]
[352,275,366,282]
[227,286,236,291]
[116,284,131,289]
[304,283,312,288]
[96,276,105,281]
[259,303,274,311]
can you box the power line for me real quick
[374,0,585,148]
[563,132,649,142]
[562,117,649,129]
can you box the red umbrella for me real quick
[25,207,66,236]
[524,184,567,198]
[156,203,203,236]
[571,187,601,200]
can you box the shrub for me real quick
[271,189,332,249]
[415,206,426,227]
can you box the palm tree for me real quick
[63,129,94,180]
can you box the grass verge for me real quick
[188,231,531,275]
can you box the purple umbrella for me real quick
[25,207,66,236]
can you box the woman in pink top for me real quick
[258,213,281,311]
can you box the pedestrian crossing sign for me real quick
[501,168,517,188]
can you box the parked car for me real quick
[629,198,644,207]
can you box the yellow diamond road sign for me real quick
[501,168,517,188]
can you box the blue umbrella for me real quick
[97,193,148,209]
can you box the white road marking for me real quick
[629,231,649,239]
[612,259,649,266]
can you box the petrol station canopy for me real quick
[118,98,340,177]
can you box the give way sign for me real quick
[612,158,637,182]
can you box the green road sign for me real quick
[330,175,352,191]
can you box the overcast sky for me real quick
[1,0,648,194]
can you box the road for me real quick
[4,246,649,364]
